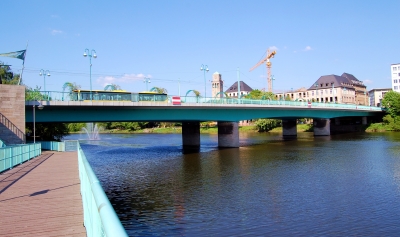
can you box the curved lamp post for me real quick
[39,69,50,93]
[33,101,44,143]
[200,64,209,99]
[144,77,151,91]
[83,48,97,100]
[314,83,319,102]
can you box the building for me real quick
[391,63,400,92]
[275,72,368,105]
[368,88,391,107]
[225,81,253,98]
[211,72,224,98]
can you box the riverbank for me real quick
[73,124,315,134]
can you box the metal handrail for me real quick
[0,143,41,173]
[25,91,383,111]
[77,142,128,237]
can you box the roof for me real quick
[225,81,253,93]
[308,72,365,90]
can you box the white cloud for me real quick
[269,46,279,51]
[51,29,63,35]
[96,73,151,87]
[304,46,312,51]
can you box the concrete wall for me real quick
[0,85,25,144]
[182,122,200,147]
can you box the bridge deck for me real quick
[0,151,86,236]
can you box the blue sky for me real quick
[1,0,399,96]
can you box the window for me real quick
[398,73,400,77]
[395,86,399,90]
[398,66,400,70]
[326,83,328,86]
[394,67,398,71]
[394,79,398,83]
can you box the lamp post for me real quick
[39,69,50,93]
[83,48,97,100]
[332,83,335,103]
[144,77,151,91]
[33,101,44,143]
[200,64,209,99]
[364,91,367,105]
[271,75,275,92]
[314,83,319,102]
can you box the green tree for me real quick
[381,91,400,131]
[245,90,275,100]
[26,123,70,141]
[0,62,21,85]
[254,119,280,132]
[152,87,168,94]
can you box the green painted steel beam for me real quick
[26,105,383,123]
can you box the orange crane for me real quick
[249,49,276,92]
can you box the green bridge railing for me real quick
[0,142,41,173]
[77,141,128,237]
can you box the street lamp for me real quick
[332,82,335,103]
[271,75,275,92]
[200,64,209,99]
[39,69,50,93]
[144,77,151,91]
[33,101,44,143]
[314,83,319,102]
[83,48,97,100]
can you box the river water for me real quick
[66,132,400,236]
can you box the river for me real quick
[66,131,400,236]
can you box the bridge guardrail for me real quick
[26,91,383,111]
[0,143,41,173]
[77,141,128,237]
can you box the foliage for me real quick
[104,84,121,91]
[67,123,87,132]
[245,90,275,100]
[0,62,21,85]
[25,86,49,100]
[285,95,292,101]
[26,123,70,141]
[152,87,168,94]
[254,119,280,132]
[63,82,81,92]
[381,91,400,131]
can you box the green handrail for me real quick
[77,142,128,237]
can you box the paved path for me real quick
[0,151,86,236]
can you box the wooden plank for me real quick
[0,151,86,236]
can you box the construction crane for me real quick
[249,49,276,92]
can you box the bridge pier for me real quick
[314,119,330,136]
[182,122,200,147]
[282,119,297,137]
[218,121,239,148]
[362,116,367,125]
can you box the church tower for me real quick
[211,72,223,98]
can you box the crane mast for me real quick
[249,49,276,92]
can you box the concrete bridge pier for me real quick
[282,119,297,137]
[218,121,239,148]
[314,119,330,136]
[362,116,367,125]
[182,122,200,147]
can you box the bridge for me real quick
[24,94,384,148]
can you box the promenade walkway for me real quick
[0,151,86,236]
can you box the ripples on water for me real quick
[68,132,400,236]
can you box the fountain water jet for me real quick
[82,123,101,140]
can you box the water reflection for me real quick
[68,132,400,236]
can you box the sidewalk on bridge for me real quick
[0,151,86,236]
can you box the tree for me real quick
[254,119,280,132]
[245,90,275,100]
[0,62,20,85]
[152,87,168,94]
[26,123,70,141]
[381,91,400,131]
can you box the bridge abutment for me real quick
[182,122,200,147]
[218,121,239,148]
[314,119,330,136]
[282,119,297,137]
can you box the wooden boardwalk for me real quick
[0,151,86,236]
